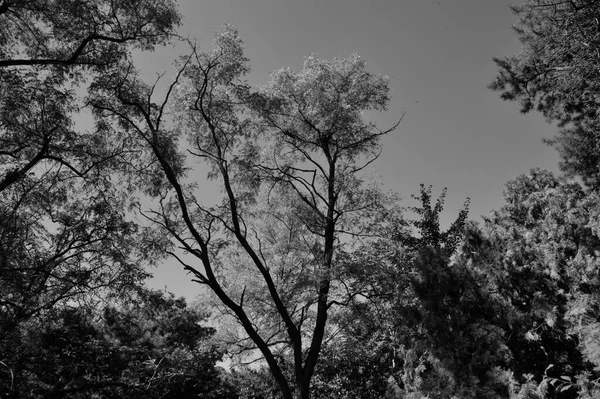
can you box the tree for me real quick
[466,169,600,398]
[0,0,180,339]
[1,0,180,191]
[491,3,600,392]
[0,3,182,393]
[340,187,519,398]
[310,186,527,398]
[0,287,235,398]
[88,26,399,399]
[309,321,396,399]
[490,0,600,188]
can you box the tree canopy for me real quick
[0,0,181,328]
[0,287,235,398]
[0,0,182,396]
[86,25,400,399]
[490,0,600,188]
[3,1,600,398]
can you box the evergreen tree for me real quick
[491,0,600,188]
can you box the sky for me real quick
[142,0,562,299]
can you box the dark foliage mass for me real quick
[1,288,236,398]
[2,1,600,398]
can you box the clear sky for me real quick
[142,0,561,298]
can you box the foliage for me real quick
[0,288,235,398]
[228,366,285,399]
[88,25,399,399]
[491,1,600,393]
[325,176,600,398]
[490,0,600,187]
[385,188,517,398]
[0,0,181,344]
[6,3,600,398]
[0,2,186,395]
[310,328,395,399]
[312,187,515,398]
[235,175,592,398]
[465,169,600,398]
[1,0,181,193]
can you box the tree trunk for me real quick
[295,383,310,399]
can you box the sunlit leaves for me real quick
[259,53,392,163]
[156,26,400,398]
[469,168,600,395]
